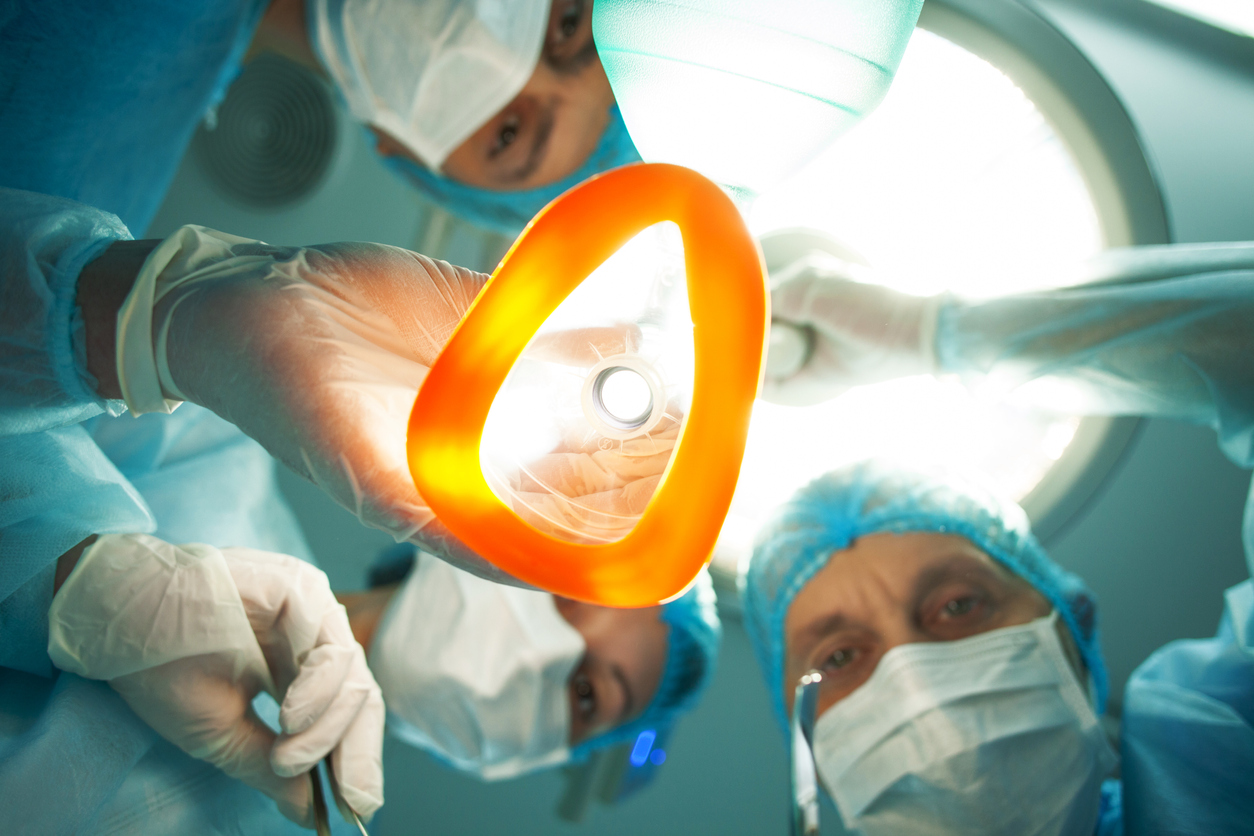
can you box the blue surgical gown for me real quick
[0,1,357,831]
[938,244,1254,834]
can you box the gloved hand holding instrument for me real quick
[48,534,384,826]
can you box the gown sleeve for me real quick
[942,243,1254,831]
[1119,579,1254,835]
[0,189,155,675]
[936,242,1254,468]
[0,187,131,434]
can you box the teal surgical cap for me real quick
[742,460,1107,730]
[382,105,642,236]
[574,570,722,759]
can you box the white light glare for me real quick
[600,368,653,422]
[1145,0,1254,38]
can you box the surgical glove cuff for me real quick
[115,225,257,416]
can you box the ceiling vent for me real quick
[195,55,339,207]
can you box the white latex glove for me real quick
[114,225,500,576]
[762,251,943,406]
[47,533,385,827]
[508,413,682,543]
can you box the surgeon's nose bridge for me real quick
[851,565,930,652]
[874,615,933,657]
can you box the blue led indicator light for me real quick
[629,729,657,767]
[649,749,666,766]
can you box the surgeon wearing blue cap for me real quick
[343,548,720,782]
[746,241,1254,834]
[745,462,1115,835]
[1,0,639,240]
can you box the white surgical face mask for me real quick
[310,0,549,170]
[812,613,1116,836]
[369,554,586,780]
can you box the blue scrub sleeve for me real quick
[937,242,1254,467]
[0,428,155,672]
[1119,580,1254,835]
[0,563,56,677]
[0,187,131,435]
[0,670,159,832]
[1,188,157,673]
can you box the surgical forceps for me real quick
[311,754,370,836]
[791,670,823,836]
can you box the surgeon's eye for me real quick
[572,670,597,721]
[491,117,520,157]
[544,0,595,72]
[943,596,977,617]
[559,2,581,38]
[822,647,858,672]
[925,586,992,636]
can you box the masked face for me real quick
[436,0,616,190]
[315,0,614,190]
[784,532,1114,836]
[311,0,548,170]
[367,555,668,780]
[813,613,1116,835]
[369,554,584,780]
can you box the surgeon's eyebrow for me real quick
[611,662,636,724]
[785,610,853,680]
[793,611,850,653]
[545,36,599,75]
[908,555,1004,616]
[502,106,555,184]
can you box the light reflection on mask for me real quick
[812,613,1117,836]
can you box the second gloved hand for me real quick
[506,412,682,543]
[48,533,385,826]
[489,324,681,544]
[762,251,943,407]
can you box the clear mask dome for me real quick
[479,222,694,544]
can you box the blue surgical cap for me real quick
[381,105,642,237]
[573,570,722,759]
[742,460,1108,731]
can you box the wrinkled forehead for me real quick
[782,531,1031,644]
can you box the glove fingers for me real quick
[201,702,315,827]
[526,325,642,366]
[225,550,338,691]
[271,650,371,777]
[330,657,386,822]
[519,453,618,496]
[279,642,354,735]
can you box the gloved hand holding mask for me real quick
[47,534,385,826]
[763,251,943,407]
[113,225,487,566]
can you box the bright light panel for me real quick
[712,29,1102,577]
[1144,0,1254,38]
